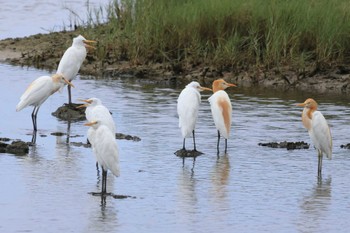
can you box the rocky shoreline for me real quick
[1,31,350,93]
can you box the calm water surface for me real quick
[0,63,349,233]
[1,1,350,232]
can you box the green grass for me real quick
[79,0,350,71]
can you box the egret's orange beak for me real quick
[63,78,75,88]
[83,39,97,50]
[200,87,212,91]
[227,83,237,87]
[84,121,97,126]
[297,102,306,107]
[76,99,92,109]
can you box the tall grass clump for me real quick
[83,0,350,70]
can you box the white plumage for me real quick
[177,81,211,150]
[298,98,332,176]
[208,79,236,153]
[16,74,73,136]
[85,121,120,194]
[57,35,96,104]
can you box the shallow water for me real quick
[1,63,350,233]
[0,0,110,39]
[1,1,350,232]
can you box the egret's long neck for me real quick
[301,107,316,130]
[212,82,222,93]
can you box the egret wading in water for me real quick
[208,79,236,154]
[78,98,117,171]
[177,81,212,151]
[57,35,96,105]
[85,120,120,195]
[297,98,332,177]
[16,73,74,143]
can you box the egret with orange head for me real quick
[208,79,236,153]
[297,98,332,177]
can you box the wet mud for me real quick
[258,141,310,150]
[1,31,350,93]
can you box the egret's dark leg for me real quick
[192,130,197,151]
[67,84,72,105]
[101,168,108,194]
[217,130,221,154]
[182,138,186,150]
[96,162,100,174]
[224,139,228,153]
[31,132,37,144]
[31,106,39,132]
[318,150,323,178]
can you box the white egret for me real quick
[78,98,116,138]
[85,120,120,195]
[208,79,236,153]
[297,98,332,177]
[177,81,212,151]
[16,73,74,140]
[57,35,96,104]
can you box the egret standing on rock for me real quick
[85,120,120,195]
[16,74,74,143]
[177,81,212,151]
[57,35,96,105]
[208,79,236,153]
[297,98,332,177]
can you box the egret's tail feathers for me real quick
[16,101,26,112]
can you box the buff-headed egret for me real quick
[85,120,120,195]
[208,79,236,153]
[297,98,332,177]
[16,74,74,141]
[57,35,96,104]
[177,81,212,151]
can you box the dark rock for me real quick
[5,141,29,155]
[340,143,350,149]
[115,133,141,141]
[174,148,203,158]
[258,141,309,150]
[51,132,66,136]
[0,137,11,142]
[51,103,86,121]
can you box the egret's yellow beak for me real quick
[84,121,97,126]
[297,103,306,107]
[83,39,97,50]
[227,83,237,87]
[200,87,212,91]
[76,99,92,109]
[63,78,75,88]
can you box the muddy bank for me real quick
[1,31,350,93]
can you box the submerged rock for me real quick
[174,149,203,157]
[258,141,309,150]
[0,140,29,155]
[115,133,141,141]
[340,143,350,149]
[51,103,86,121]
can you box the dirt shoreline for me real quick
[1,31,350,94]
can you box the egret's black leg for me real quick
[217,130,220,154]
[102,169,108,194]
[318,150,323,178]
[182,138,186,150]
[192,130,197,151]
[224,139,228,153]
[31,106,39,132]
[67,85,72,105]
